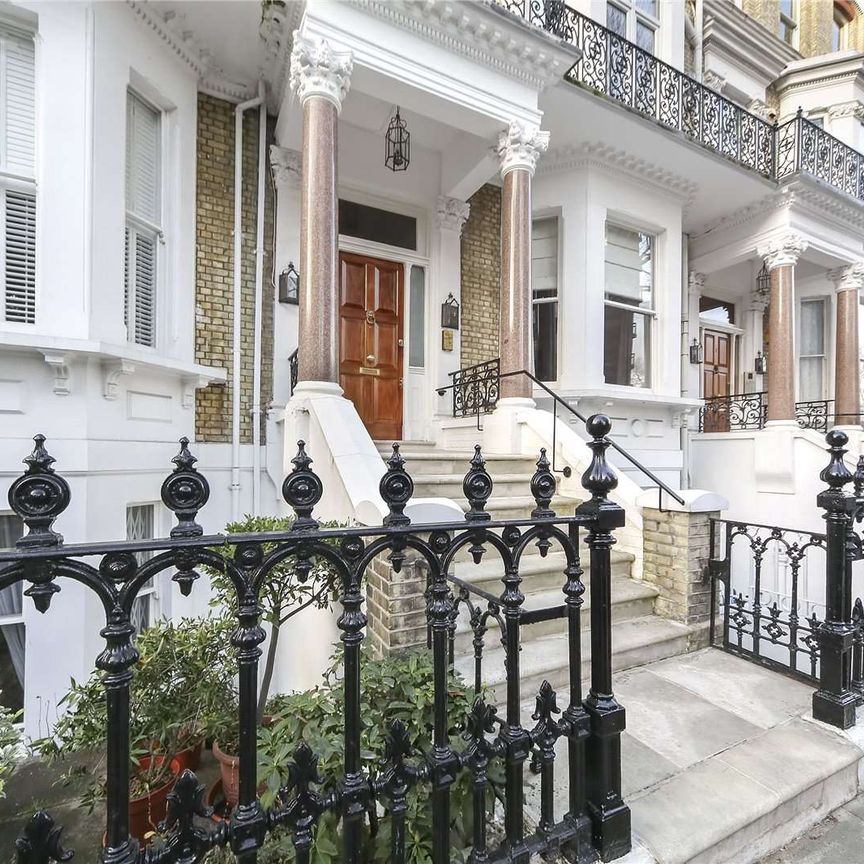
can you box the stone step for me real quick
[412,472,542,500]
[454,615,693,705]
[452,549,635,594]
[456,495,583,522]
[382,450,539,477]
[450,573,657,652]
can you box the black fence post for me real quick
[576,416,630,861]
[813,429,858,729]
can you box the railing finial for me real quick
[530,448,556,519]
[464,445,493,522]
[820,428,853,492]
[161,437,210,538]
[8,435,71,548]
[282,440,323,528]
[381,443,413,527]
[15,811,73,864]
[581,414,618,503]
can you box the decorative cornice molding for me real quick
[827,100,864,122]
[497,121,550,177]
[757,233,808,270]
[260,0,300,109]
[703,70,726,93]
[829,262,864,293]
[688,271,706,295]
[182,375,213,410]
[538,142,698,204]
[435,196,471,234]
[42,353,71,397]
[346,0,578,91]
[102,359,135,401]
[289,32,353,111]
[270,146,302,189]
[748,98,772,120]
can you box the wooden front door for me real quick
[702,329,732,432]
[339,252,404,440]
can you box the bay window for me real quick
[1,24,36,326]
[604,223,654,389]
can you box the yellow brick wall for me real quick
[195,94,275,443]
[460,183,501,368]
[797,0,833,57]
[742,0,780,37]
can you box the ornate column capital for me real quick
[435,196,470,234]
[829,262,864,293]
[496,121,550,178]
[757,233,808,271]
[289,32,353,112]
[688,271,706,295]
[270,145,302,189]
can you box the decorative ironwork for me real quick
[708,519,827,684]
[385,107,410,172]
[795,399,833,432]
[289,348,298,396]
[699,393,767,432]
[2,417,631,862]
[445,358,500,426]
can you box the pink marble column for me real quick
[496,122,549,400]
[289,35,353,385]
[758,234,807,423]
[831,264,864,426]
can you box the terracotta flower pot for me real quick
[173,739,203,771]
[212,741,240,808]
[128,756,180,843]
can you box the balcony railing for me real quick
[497,1,864,205]
[699,393,849,433]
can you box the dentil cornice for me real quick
[497,121,550,176]
[289,33,353,111]
[829,262,864,292]
[757,233,808,270]
[270,146,302,189]
[539,142,698,204]
[435,196,471,234]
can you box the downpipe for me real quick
[252,81,267,517]
[231,85,265,520]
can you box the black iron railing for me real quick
[700,393,854,433]
[289,348,298,396]
[2,417,633,862]
[497,2,864,205]
[438,362,685,508]
[796,398,834,432]
[708,519,827,684]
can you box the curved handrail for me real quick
[437,364,685,507]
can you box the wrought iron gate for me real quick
[3,415,631,864]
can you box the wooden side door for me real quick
[339,252,404,441]
[702,329,732,432]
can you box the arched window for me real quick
[833,0,855,51]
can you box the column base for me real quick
[764,419,799,430]
[290,380,344,399]
[812,689,858,729]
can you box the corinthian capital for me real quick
[435,196,470,234]
[829,262,864,293]
[289,33,353,111]
[757,233,808,271]
[496,121,550,177]
[270,146,302,190]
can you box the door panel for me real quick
[339,252,404,440]
[702,329,732,433]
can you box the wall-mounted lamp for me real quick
[385,107,410,172]
[441,293,460,329]
[756,262,770,299]
[279,262,299,305]
[689,338,704,365]
[754,351,767,375]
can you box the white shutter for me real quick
[4,189,36,323]
[126,93,159,224]
[133,231,156,346]
[1,29,35,177]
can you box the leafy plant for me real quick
[207,515,344,723]
[0,701,22,798]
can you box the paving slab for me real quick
[646,649,813,729]
[621,732,678,798]
[616,666,761,769]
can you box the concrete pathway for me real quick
[524,647,863,864]
[756,794,864,864]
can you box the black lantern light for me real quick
[754,351,767,375]
[279,262,299,305]
[757,262,770,299]
[385,107,410,172]
[441,293,460,329]
[689,338,703,365]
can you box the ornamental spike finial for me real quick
[15,810,73,864]
[530,448,556,519]
[161,437,210,538]
[282,440,323,529]
[463,445,493,522]
[820,429,852,492]
[580,414,618,503]
[380,443,413,527]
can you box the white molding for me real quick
[102,359,135,401]
[497,121,550,177]
[41,352,71,396]
[539,142,698,204]
[435,196,471,234]
[827,101,864,122]
[181,374,213,410]
[270,145,302,189]
[289,33,353,111]
[757,232,808,270]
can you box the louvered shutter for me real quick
[2,27,37,325]
[125,93,160,346]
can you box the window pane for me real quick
[800,357,823,402]
[606,3,627,36]
[800,300,825,355]
[338,200,417,251]
[604,307,651,387]
[533,301,558,382]
[408,265,425,368]
[605,224,654,309]
[127,505,156,635]
[0,517,24,713]
[779,0,794,18]
[636,21,655,53]
[635,0,657,16]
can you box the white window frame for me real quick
[833,3,851,52]
[779,0,798,48]
[0,513,25,718]
[798,297,827,402]
[603,221,656,390]
[126,503,161,635]
[0,22,36,328]
[606,0,660,55]
[531,215,560,384]
[125,90,162,349]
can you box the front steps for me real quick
[376,442,697,704]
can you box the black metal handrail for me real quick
[2,420,633,861]
[438,363,686,507]
[289,347,298,396]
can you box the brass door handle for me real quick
[366,354,376,365]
